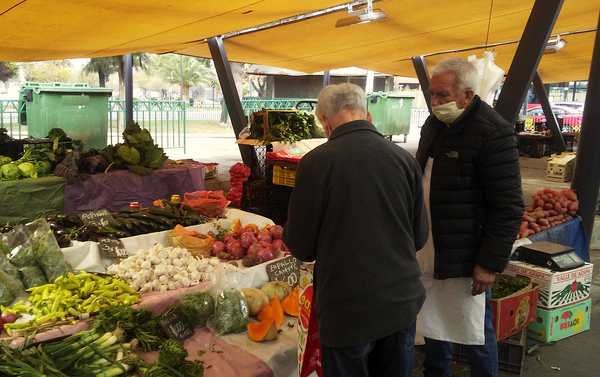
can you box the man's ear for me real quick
[366,111,373,123]
[464,89,475,105]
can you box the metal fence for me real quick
[108,100,186,153]
[0,100,27,139]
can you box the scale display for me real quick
[515,241,585,271]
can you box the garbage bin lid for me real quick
[366,91,415,99]
[20,82,112,95]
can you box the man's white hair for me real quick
[315,83,367,120]
[432,58,479,94]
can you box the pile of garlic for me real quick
[106,243,240,293]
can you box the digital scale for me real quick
[513,241,585,271]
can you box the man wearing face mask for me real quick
[414,58,524,377]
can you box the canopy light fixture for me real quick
[335,0,387,28]
[544,36,567,54]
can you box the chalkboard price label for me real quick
[80,209,114,227]
[158,307,194,342]
[266,256,301,288]
[99,237,128,258]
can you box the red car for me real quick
[526,105,583,132]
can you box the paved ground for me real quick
[172,124,599,376]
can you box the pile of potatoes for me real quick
[517,188,579,239]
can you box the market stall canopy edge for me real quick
[0,0,598,84]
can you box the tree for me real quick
[0,62,18,83]
[157,54,216,101]
[20,61,72,83]
[82,57,116,87]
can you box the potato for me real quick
[240,288,270,316]
[261,281,293,302]
[242,253,263,267]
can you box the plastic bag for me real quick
[212,276,248,335]
[238,126,251,139]
[180,285,216,328]
[182,190,229,218]
[0,269,24,306]
[168,225,215,258]
[19,266,48,289]
[32,220,73,282]
[0,248,21,283]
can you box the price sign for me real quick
[80,209,114,227]
[266,256,301,288]
[158,307,194,342]
[99,237,128,258]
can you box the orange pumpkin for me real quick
[258,294,284,327]
[229,219,243,233]
[280,285,299,317]
[247,318,278,342]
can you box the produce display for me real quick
[2,271,140,336]
[211,221,288,267]
[246,280,298,343]
[517,188,579,239]
[249,110,318,143]
[492,275,531,299]
[106,243,240,292]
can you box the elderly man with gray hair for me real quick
[283,83,429,376]
[415,57,525,377]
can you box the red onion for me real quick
[258,240,271,248]
[223,233,238,244]
[241,225,258,236]
[269,225,284,239]
[257,248,274,262]
[247,243,263,255]
[0,312,20,324]
[267,243,281,258]
[226,241,246,259]
[239,231,256,248]
[212,241,226,256]
[257,230,272,243]
[271,239,285,251]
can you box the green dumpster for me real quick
[19,82,112,150]
[366,92,415,142]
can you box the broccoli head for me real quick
[178,360,204,377]
[156,339,188,369]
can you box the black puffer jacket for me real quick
[415,95,525,279]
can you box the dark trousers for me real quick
[321,321,416,377]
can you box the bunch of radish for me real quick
[517,188,579,239]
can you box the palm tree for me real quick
[82,57,116,87]
[157,54,216,101]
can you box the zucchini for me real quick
[147,209,178,219]
[115,218,133,231]
[118,208,138,215]
[107,220,124,231]
[104,225,129,238]
[130,212,160,223]
[145,213,174,227]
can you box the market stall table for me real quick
[0,176,64,225]
[63,164,205,215]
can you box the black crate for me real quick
[241,179,271,218]
[452,329,527,374]
[0,140,24,160]
[270,184,293,225]
[22,137,72,151]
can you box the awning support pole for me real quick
[532,71,567,152]
[411,56,431,113]
[208,36,252,167]
[571,10,600,247]
[494,0,564,125]
[323,71,330,87]
[125,54,133,122]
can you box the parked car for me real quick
[551,101,585,111]
[526,105,582,117]
[526,105,583,132]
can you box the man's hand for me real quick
[472,265,496,296]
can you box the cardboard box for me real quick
[503,261,593,309]
[491,274,540,341]
[546,152,576,182]
[527,298,591,343]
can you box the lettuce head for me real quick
[1,163,20,180]
[18,162,38,178]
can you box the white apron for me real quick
[416,159,486,345]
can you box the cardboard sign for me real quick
[99,237,128,258]
[158,307,194,342]
[80,209,114,227]
[266,256,301,288]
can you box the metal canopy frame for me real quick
[532,70,567,153]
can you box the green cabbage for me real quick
[35,160,52,175]
[18,162,38,179]
[0,155,12,167]
[1,163,20,180]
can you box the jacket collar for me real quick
[328,119,381,140]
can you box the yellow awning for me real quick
[0,0,597,84]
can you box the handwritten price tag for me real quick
[99,237,128,258]
[158,307,194,342]
[80,209,114,227]
[266,256,301,288]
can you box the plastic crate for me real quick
[0,140,24,160]
[273,165,296,187]
[241,179,271,218]
[270,184,293,225]
[248,144,272,181]
[22,137,72,151]
[452,329,526,374]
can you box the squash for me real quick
[261,281,293,302]
[258,294,284,327]
[280,285,299,317]
[247,318,278,342]
[229,219,243,234]
[240,288,270,316]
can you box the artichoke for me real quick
[144,365,173,377]
[179,360,204,377]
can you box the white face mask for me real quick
[431,91,466,124]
